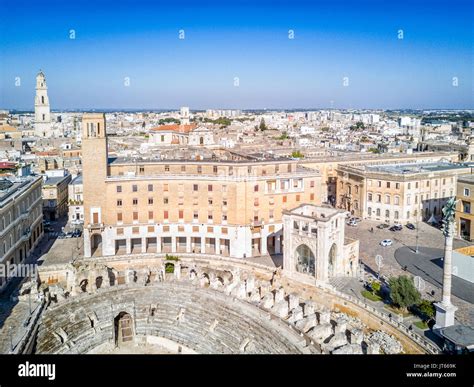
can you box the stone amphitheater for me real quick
[24,254,436,355]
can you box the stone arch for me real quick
[79,278,88,293]
[114,312,134,345]
[95,276,103,290]
[200,272,210,287]
[328,243,337,277]
[91,233,102,256]
[295,244,315,276]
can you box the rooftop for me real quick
[0,175,41,208]
[284,204,346,221]
[440,325,474,348]
[364,161,469,175]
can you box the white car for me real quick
[380,239,393,247]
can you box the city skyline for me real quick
[1,0,473,110]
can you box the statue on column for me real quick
[434,197,458,331]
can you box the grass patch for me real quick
[414,320,429,330]
[361,290,383,302]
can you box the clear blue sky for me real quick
[0,0,473,110]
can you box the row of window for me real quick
[133,164,294,175]
[116,210,278,223]
[367,178,453,189]
[115,193,314,207]
[367,190,454,205]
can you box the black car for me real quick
[377,223,389,229]
[389,225,403,232]
[405,223,416,230]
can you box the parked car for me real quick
[389,224,402,232]
[380,239,393,247]
[347,219,358,227]
[405,223,416,230]
[377,223,389,229]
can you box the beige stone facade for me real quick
[0,175,44,291]
[82,113,322,258]
[283,204,359,284]
[456,175,474,241]
[336,162,470,224]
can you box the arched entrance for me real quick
[91,233,102,256]
[114,312,134,345]
[295,244,315,275]
[328,243,337,277]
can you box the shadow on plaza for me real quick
[394,245,474,304]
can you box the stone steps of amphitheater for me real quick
[36,282,308,354]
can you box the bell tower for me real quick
[34,70,52,137]
[82,113,108,257]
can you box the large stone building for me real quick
[34,71,52,138]
[0,174,44,291]
[456,174,474,241]
[68,174,84,225]
[336,161,471,224]
[82,113,322,258]
[42,172,72,221]
[282,204,359,284]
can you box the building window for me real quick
[386,182,390,188]
[283,196,287,203]
[193,211,198,220]
[254,198,259,206]
[394,211,399,219]
[163,197,168,204]
[385,195,390,204]
[148,211,153,220]
[443,178,446,185]
[296,194,300,201]
[310,181,315,188]
[132,185,137,192]
[310,193,315,200]
[164,211,168,219]
[164,184,169,192]
[208,184,213,192]
[368,207,372,216]
[117,213,122,221]
[407,196,411,205]
[181,165,186,172]
[254,184,259,192]
[376,208,381,217]
[208,199,213,205]
[368,193,373,202]
[133,212,138,220]
[193,184,198,191]
[385,210,390,218]
[116,185,122,193]
[376,194,381,203]
[213,166,218,173]
[179,210,184,219]
[395,183,400,189]
[165,165,170,172]
[133,199,138,205]
[148,198,153,205]
[117,199,122,206]
[208,212,213,220]
[463,201,471,214]
[464,188,470,196]
[197,166,202,174]
[377,181,381,188]
[139,166,145,173]
[394,196,400,205]
[148,184,153,192]
[408,183,411,190]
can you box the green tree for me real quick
[371,281,381,296]
[418,299,435,320]
[259,118,268,131]
[389,275,421,311]
[291,150,304,158]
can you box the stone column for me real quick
[125,238,131,254]
[434,198,458,330]
[171,235,177,253]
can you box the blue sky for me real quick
[0,0,473,110]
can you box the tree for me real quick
[291,150,304,158]
[418,299,435,320]
[389,275,421,311]
[259,118,267,131]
